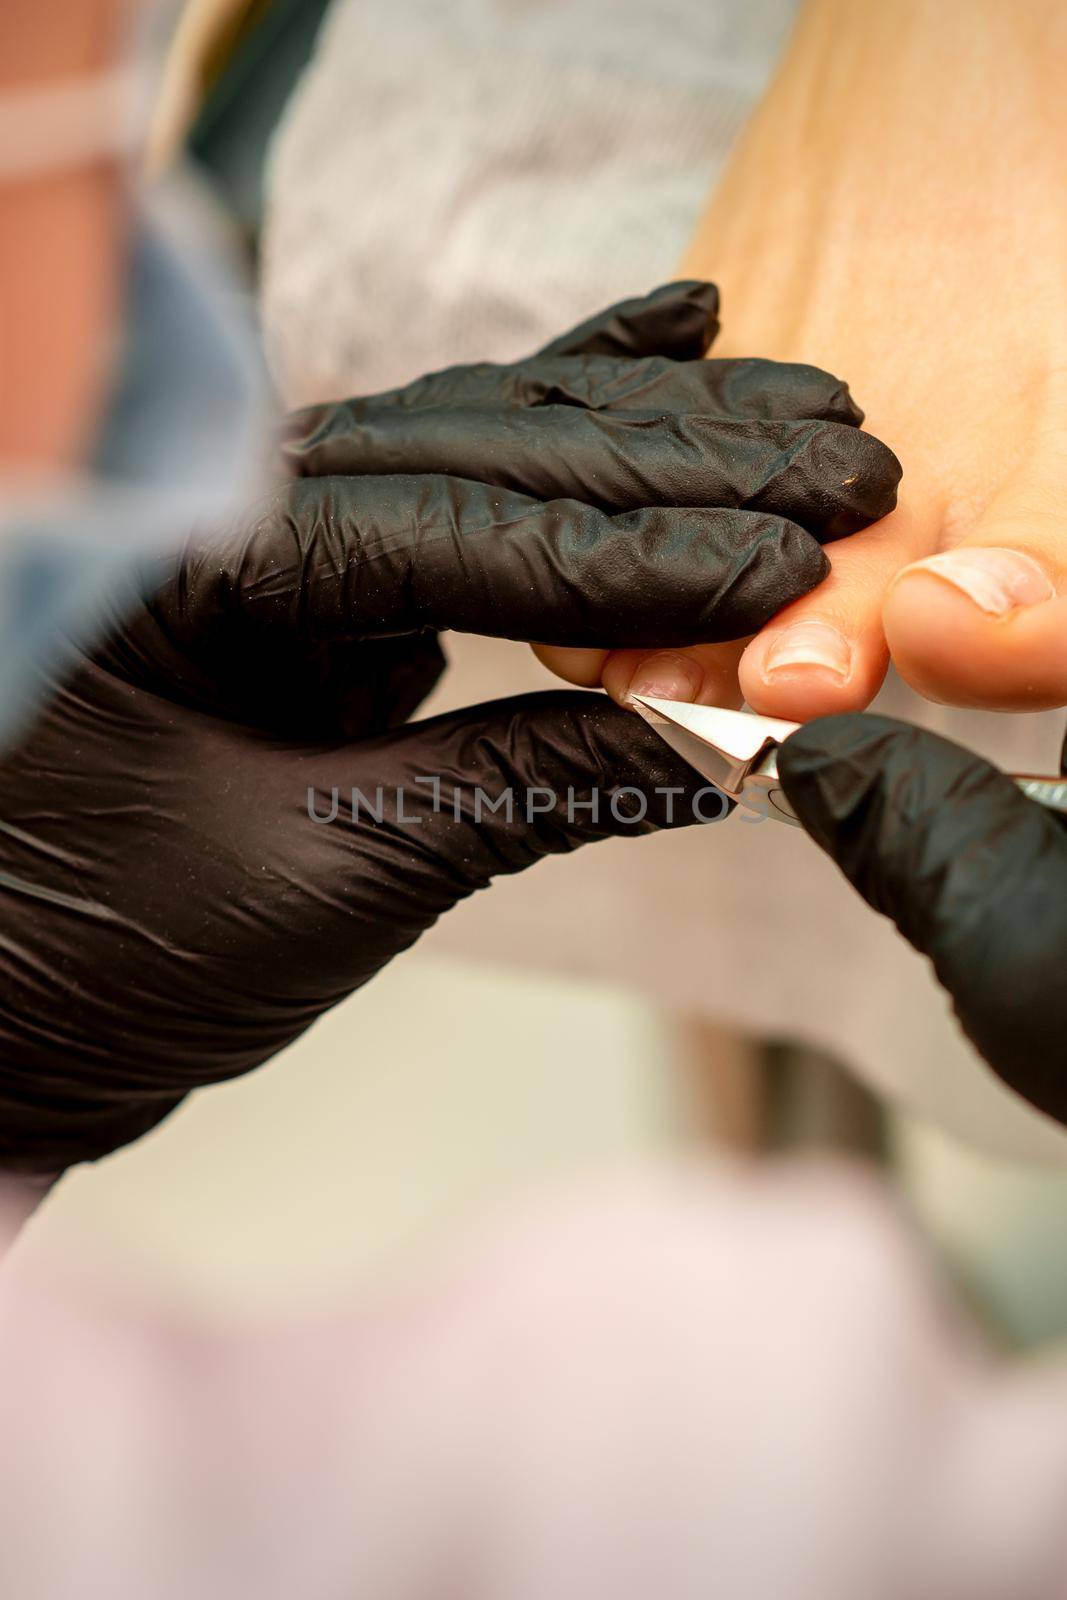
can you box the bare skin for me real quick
[537,0,1067,715]
[0,0,128,477]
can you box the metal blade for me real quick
[630,696,799,798]
[635,696,1067,827]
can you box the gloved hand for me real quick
[778,715,1067,1125]
[0,283,900,1174]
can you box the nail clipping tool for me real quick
[630,696,1067,828]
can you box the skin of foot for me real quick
[536,0,1067,716]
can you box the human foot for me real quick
[587,0,1067,716]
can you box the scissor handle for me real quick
[738,762,804,828]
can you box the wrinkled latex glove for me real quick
[0,284,901,1174]
[516,281,901,699]
[779,715,1067,1126]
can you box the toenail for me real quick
[763,621,852,682]
[903,548,1054,616]
[627,653,705,704]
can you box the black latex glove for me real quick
[0,283,900,1174]
[779,715,1067,1126]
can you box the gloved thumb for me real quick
[314,690,729,969]
[778,713,1067,1120]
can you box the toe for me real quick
[531,644,609,687]
[601,643,747,708]
[885,538,1067,711]
[885,454,1067,710]
[739,498,936,720]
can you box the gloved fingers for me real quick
[309,689,727,919]
[194,474,833,649]
[778,713,1067,1118]
[227,633,450,740]
[679,358,861,426]
[279,410,900,536]
[532,279,719,361]
[281,358,864,476]
[777,715,1050,944]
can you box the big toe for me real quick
[885,489,1067,711]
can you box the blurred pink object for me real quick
[2,1162,1067,1599]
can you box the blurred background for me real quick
[21,938,1067,1355]
[14,0,1067,1360]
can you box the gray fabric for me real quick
[262,0,798,402]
